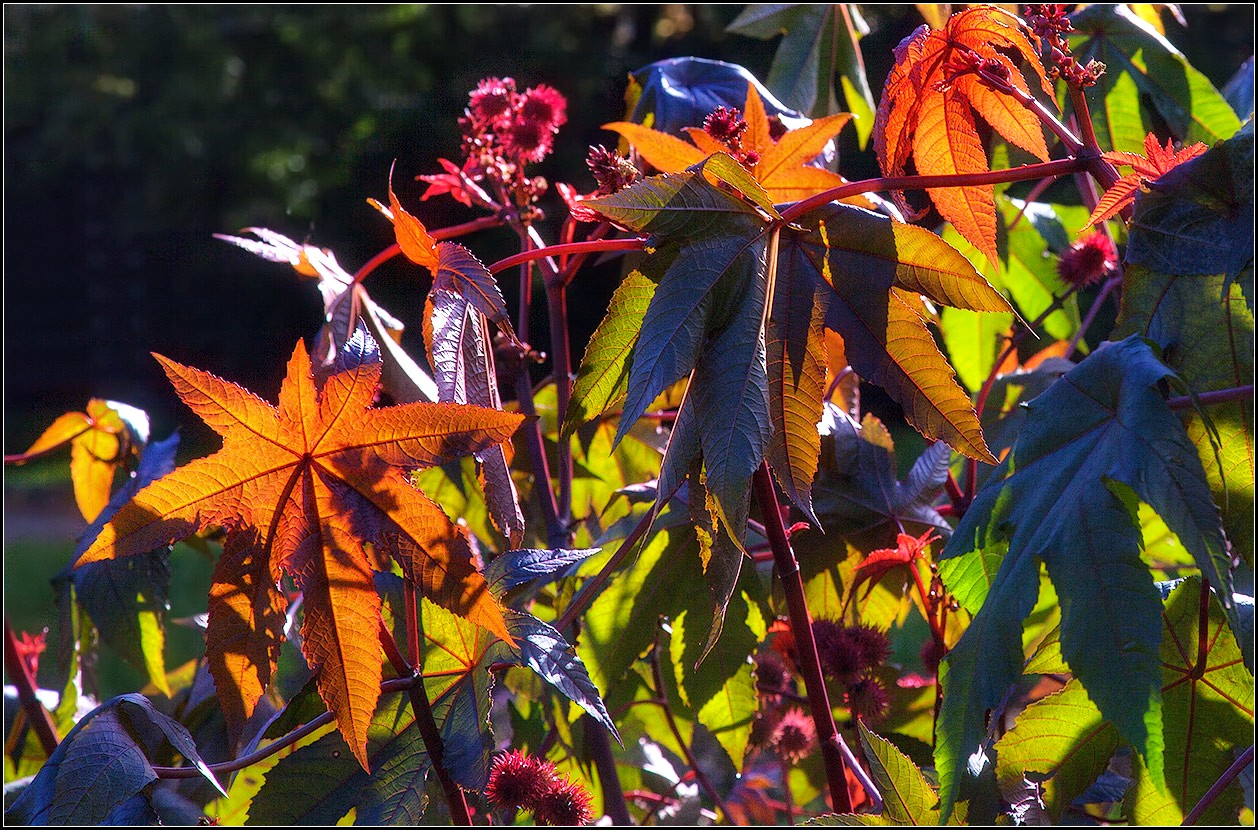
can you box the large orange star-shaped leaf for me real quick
[604,83,853,204]
[1085,132,1209,227]
[77,336,525,768]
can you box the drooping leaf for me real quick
[874,5,1052,264]
[426,260,525,547]
[76,333,523,768]
[484,547,600,594]
[503,610,618,739]
[935,335,1233,820]
[1070,4,1242,149]
[64,431,179,696]
[7,694,221,826]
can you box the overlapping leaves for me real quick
[575,154,1005,648]
[935,335,1234,820]
[605,83,853,204]
[874,5,1052,264]
[996,578,1253,824]
[76,328,524,769]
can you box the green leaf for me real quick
[247,691,429,825]
[668,584,764,767]
[859,720,947,824]
[994,679,1119,821]
[563,265,661,438]
[1071,53,1149,153]
[1116,266,1254,567]
[942,198,1081,345]
[419,598,500,791]
[727,4,877,141]
[809,721,965,825]
[1124,127,1254,285]
[940,305,1013,394]
[1070,4,1242,145]
[1127,577,1255,824]
[8,694,221,825]
[935,335,1232,820]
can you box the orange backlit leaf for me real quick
[1086,132,1210,227]
[77,338,524,768]
[606,84,853,205]
[370,164,440,274]
[875,5,1052,263]
[6,399,142,522]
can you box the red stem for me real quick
[779,157,1092,224]
[752,462,853,813]
[3,619,59,755]
[380,588,473,825]
[488,238,646,276]
[554,506,655,634]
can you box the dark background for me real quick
[5,5,1252,451]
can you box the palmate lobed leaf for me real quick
[76,333,525,769]
[934,335,1234,821]
[580,154,1003,646]
[605,83,852,205]
[873,5,1051,265]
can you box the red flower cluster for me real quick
[586,145,639,195]
[420,77,568,211]
[1025,4,1105,88]
[1058,230,1118,287]
[485,750,594,826]
[702,105,760,169]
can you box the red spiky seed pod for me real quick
[532,777,595,826]
[849,624,891,669]
[467,77,517,130]
[846,677,891,724]
[586,145,639,194]
[519,84,568,132]
[812,620,865,684]
[770,707,817,764]
[1058,230,1118,288]
[485,750,556,811]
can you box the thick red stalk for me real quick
[752,462,854,813]
[779,157,1092,224]
[3,619,59,755]
[488,238,646,276]
[1182,743,1254,825]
